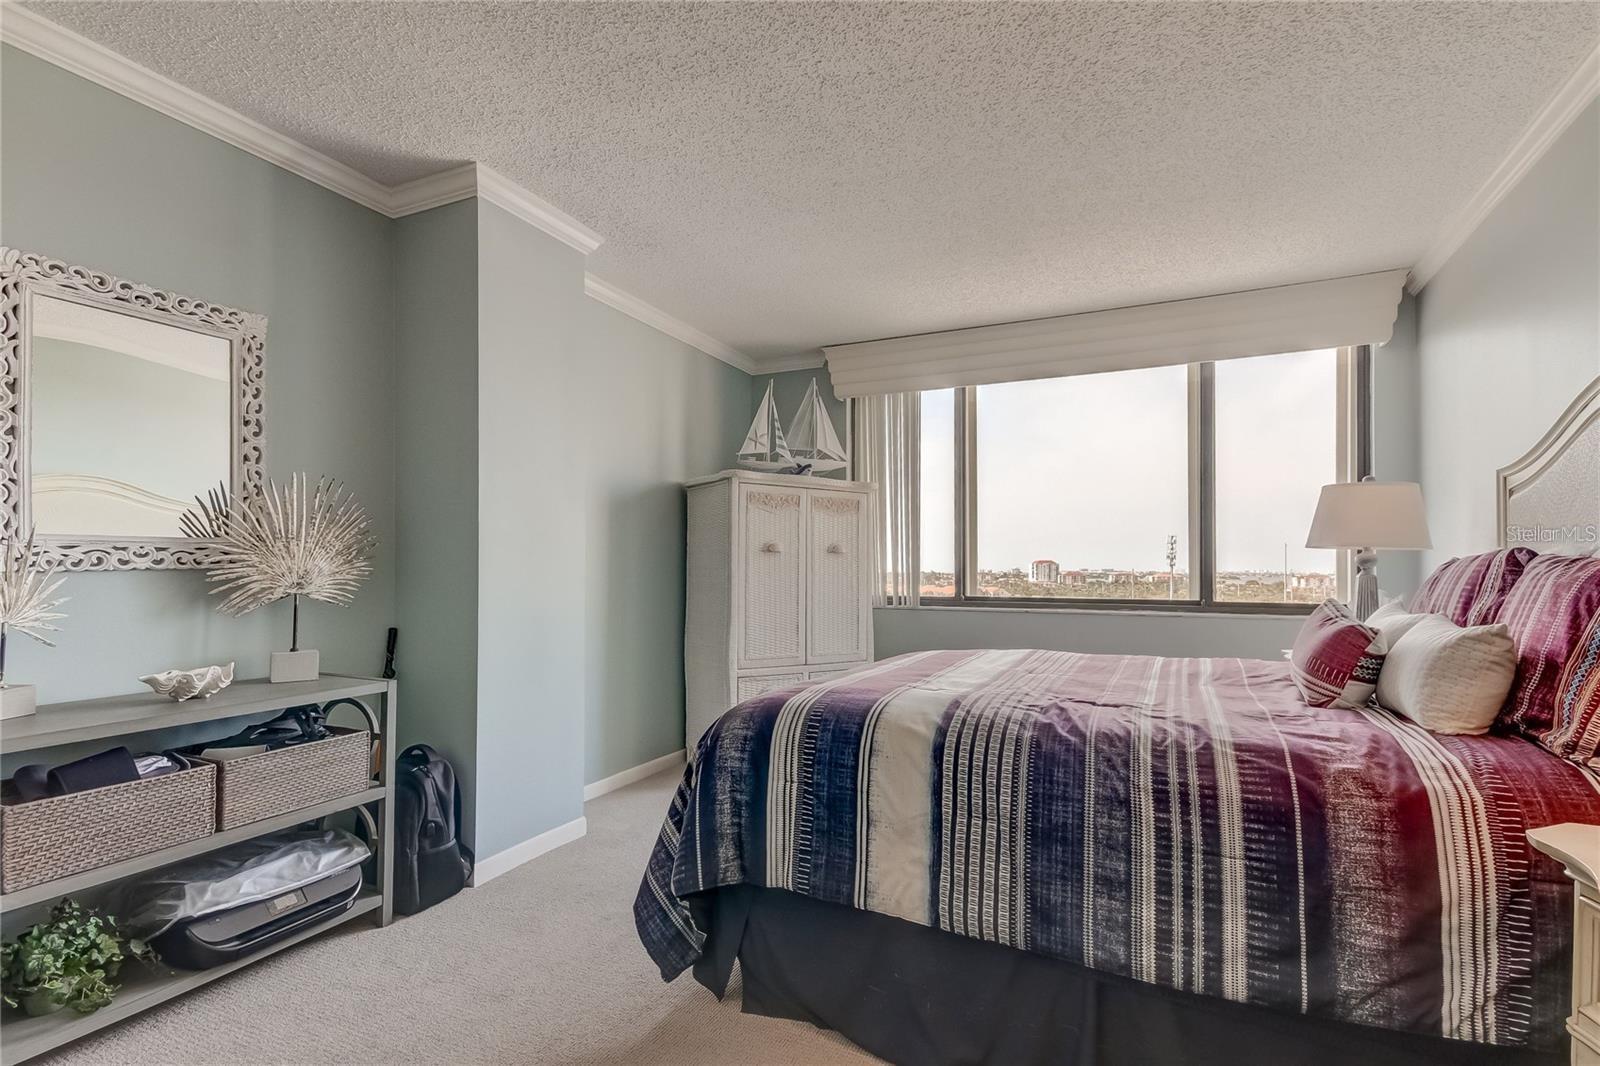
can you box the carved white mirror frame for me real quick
[0,248,266,570]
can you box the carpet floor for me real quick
[42,769,879,1065]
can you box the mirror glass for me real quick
[30,294,231,539]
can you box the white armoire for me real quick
[684,470,875,749]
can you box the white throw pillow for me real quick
[1366,601,1435,649]
[1375,614,1517,735]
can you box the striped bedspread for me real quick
[635,649,1600,1047]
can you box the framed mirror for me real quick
[0,248,265,569]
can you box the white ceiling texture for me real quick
[23,1,1600,367]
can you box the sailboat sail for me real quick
[738,400,770,457]
[737,382,795,471]
[786,378,848,473]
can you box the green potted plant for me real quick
[1,900,152,1017]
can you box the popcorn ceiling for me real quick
[26,2,1600,365]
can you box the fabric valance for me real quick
[822,269,1408,398]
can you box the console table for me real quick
[0,675,397,1064]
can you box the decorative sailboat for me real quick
[785,378,848,474]
[736,381,795,471]
[736,378,849,475]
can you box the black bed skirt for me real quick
[691,886,1562,1066]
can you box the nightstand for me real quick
[1529,824,1600,1064]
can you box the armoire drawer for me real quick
[737,671,808,702]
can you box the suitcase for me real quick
[149,864,363,969]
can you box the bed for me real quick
[635,377,1600,1065]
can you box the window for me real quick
[1214,350,1342,604]
[917,348,1362,611]
[972,367,1191,600]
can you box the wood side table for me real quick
[1529,823,1600,1065]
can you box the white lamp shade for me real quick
[1306,481,1432,550]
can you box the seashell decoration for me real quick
[139,661,235,702]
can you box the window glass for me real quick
[971,366,1191,600]
[1214,349,1340,603]
[918,389,956,598]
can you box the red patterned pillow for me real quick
[1498,553,1600,760]
[1410,547,1538,627]
[1290,599,1387,709]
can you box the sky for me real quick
[920,349,1338,576]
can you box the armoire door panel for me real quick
[737,484,806,668]
[806,490,867,663]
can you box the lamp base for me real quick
[1352,547,1379,623]
[270,649,320,683]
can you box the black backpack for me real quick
[390,744,473,915]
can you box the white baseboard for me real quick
[468,751,685,887]
[470,815,587,887]
[584,749,685,801]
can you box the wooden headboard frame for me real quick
[1497,375,1600,555]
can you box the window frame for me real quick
[919,345,1371,615]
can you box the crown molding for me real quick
[584,274,756,373]
[473,164,604,255]
[754,352,827,374]
[0,6,603,256]
[384,163,479,217]
[387,164,604,255]
[0,3,394,214]
[1409,43,1600,294]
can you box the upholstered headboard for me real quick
[1498,375,1600,556]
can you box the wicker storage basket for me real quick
[203,727,372,830]
[0,760,217,893]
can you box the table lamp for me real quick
[1306,478,1431,621]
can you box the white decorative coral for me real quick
[181,475,374,649]
[0,529,68,687]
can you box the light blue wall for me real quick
[1417,101,1600,571]
[748,367,848,479]
[392,200,749,856]
[581,300,749,782]
[472,199,588,857]
[1374,291,1423,599]
[0,46,397,702]
[1,48,752,861]
[393,200,482,844]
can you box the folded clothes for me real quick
[51,745,137,796]
[134,753,182,778]
[9,748,188,803]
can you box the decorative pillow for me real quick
[1409,547,1538,627]
[1498,553,1600,759]
[1375,615,1517,735]
[1290,599,1387,709]
[1366,601,1434,649]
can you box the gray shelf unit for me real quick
[0,675,398,1065]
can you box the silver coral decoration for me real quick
[181,475,374,651]
[0,528,68,688]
